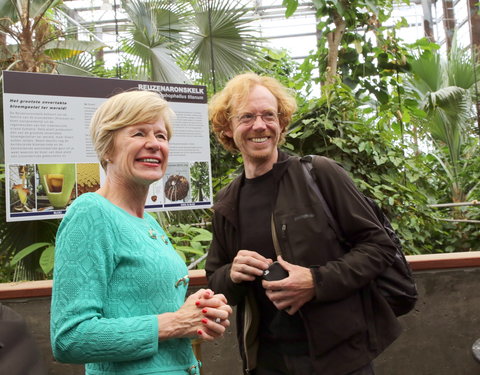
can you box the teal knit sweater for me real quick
[50,193,200,375]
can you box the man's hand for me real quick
[262,256,315,315]
[230,250,272,284]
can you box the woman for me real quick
[50,90,231,375]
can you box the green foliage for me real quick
[165,223,212,269]
[119,0,265,86]
[10,242,55,276]
[403,34,480,203]
[285,82,476,254]
[0,0,106,76]
[282,0,298,18]
[0,163,59,280]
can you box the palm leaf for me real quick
[44,39,107,59]
[120,0,190,83]
[55,53,99,76]
[188,0,265,85]
[447,33,478,90]
[409,51,443,93]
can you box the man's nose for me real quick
[252,115,268,130]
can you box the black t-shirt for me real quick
[238,169,308,343]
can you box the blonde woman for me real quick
[51,90,231,375]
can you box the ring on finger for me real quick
[215,317,222,324]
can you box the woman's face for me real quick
[106,118,169,187]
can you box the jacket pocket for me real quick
[275,202,340,266]
[300,292,367,355]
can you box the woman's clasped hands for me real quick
[158,288,232,342]
[193,289,232,340]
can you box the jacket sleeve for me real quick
[205,211,249,306]
[309,156,397,302]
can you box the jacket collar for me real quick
[213,149,293,226]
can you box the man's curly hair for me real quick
[209,72,297,153]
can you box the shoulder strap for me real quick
[300,157,347,245]
[270,215,282,257]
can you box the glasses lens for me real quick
[262,112,277,123]
[236,112,279,125]
[238,113,255,124]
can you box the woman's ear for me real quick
[223,128,233,138]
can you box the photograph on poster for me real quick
[9,164,36,213]
[8,163,102,215]
[164,163,191,205]
[37,163,77,210]
[189,161,211,203]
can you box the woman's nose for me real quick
[145,134,161,149]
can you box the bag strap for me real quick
[271,215,283,257]
[300,157,347,246]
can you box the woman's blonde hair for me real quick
[209,72,297,152]
[90,90,175,170]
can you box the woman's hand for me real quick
[157,288,232,341]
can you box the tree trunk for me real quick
[467,0,480,137]
[325,8,346,85]
[17,11,38,72]
[0,32,8,58]
[442,0,456,51]
[422,0,435,42]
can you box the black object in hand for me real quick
[263,261,288,281]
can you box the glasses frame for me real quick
[232,112,281,126]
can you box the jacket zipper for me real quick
[280,223,292,260]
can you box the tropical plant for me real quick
[10,241,54,275]
[284,75,461,254]
[283,0,401,87]
[0,0,106,77]
[404,35,480,204]
[119,0,264,87]
[164,223,212,269]
[119,0,191,83]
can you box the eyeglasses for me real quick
[234,112,280,126]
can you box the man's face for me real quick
[226,85,283,166]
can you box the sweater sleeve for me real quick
[50,197,159,364]
[309,157,398,302]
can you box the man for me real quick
[205,72,402,375]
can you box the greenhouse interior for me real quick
[1,0,480,374]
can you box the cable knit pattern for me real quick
[50,193,199,375]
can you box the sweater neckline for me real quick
[91,192,148,222]
[89,193,161,240]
